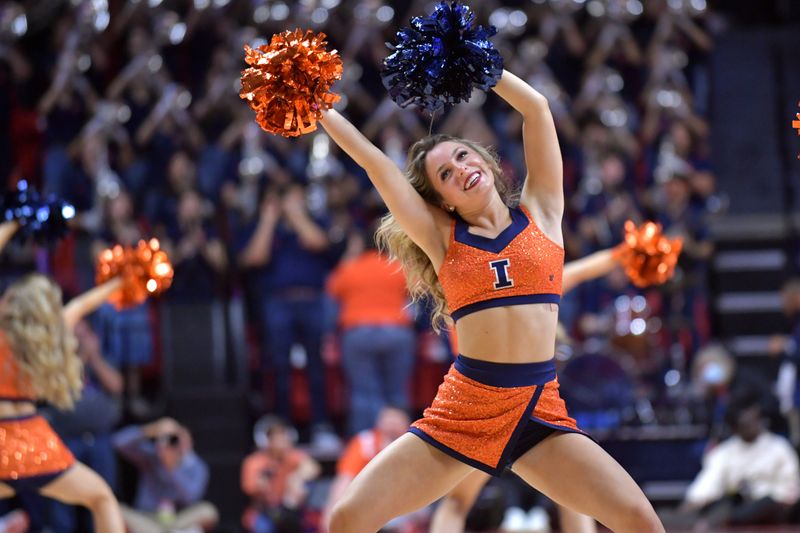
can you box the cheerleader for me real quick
[0,219,130,533]
[317,68,663,532]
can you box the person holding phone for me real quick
[112,417,218,532]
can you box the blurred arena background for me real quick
[1,0,800,531]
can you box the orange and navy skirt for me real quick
[409,355,590,476]
[0,414,75,491]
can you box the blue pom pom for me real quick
[2,180,75,244]
[382,1,503,113]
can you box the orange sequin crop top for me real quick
[0,330,34,402]
[438,205,564,321]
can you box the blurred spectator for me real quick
[650,171,713,358]
[39,319,123,532]
[0,5,728,524]
[691,342,782,444]
[241,416,320,533]
[112,417,218,533]
[88,188,155,417]
[238,182,344,445]
[94,301,154,418]
[327,228,415,435]
[690,343,737,443]
[771,279,800,449]
[94,189,147,249]
[321,406,412,532]
[575,149,642,254]
[37,26,97,201]
[159,189,227,301]
[0,509,28,533]
[147,150,199,233]
[665,393,800,528]
[585,6,643,70]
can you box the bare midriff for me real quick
[454,302,559,363]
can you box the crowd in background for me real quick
[3,0,800,531]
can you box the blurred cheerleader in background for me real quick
[0,220,124,532]
[0,212,172,532]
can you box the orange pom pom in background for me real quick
[240,29,343,137]
[96,239,174,309]
[613,220,683,288]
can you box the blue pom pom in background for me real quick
[2,180,76,244]
[381,1,504,113]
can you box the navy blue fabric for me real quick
[1,469,69,491]
[262,295,329,425]
[450,293,561,321]
[265,219,339,292]
[455,355,556,388]
[454,206,528,253]
[0,413,36,422]
[507,419,558,463]
[341,325,416,436]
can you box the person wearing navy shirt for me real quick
[770,279,800,450]
[238,181,345,447]
[652,170,713,358]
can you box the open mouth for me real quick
[464,171,481,191]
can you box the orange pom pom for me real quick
[96,239,174,309]
[613,220,683,288]
[240,29,343,137]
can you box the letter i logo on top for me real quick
[489,259,514,289]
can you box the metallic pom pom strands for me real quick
[240,29,343,137]
[1,180,75,244]
[96,239,174,309]
[382,1,503,113]
[613,220,683,288]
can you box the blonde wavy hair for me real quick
[0,274,81,409]
[375,134,518,332]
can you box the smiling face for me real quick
[404,134,511,215]
[423,141,499,211]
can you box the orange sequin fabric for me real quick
[0,415,74,481]
[531,379,579,431]
[412,366,537,470]
[410,356,584,475]
[439,206,564,321]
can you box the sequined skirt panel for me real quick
[409,355,584,475]
[0,414,75,482]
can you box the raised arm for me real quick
[491,70,563,219]
[63,277,124,330]
[0,221,19,253]
[562,249,617,294]
[319,109,446,262]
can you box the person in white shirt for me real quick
[679,393,800,528]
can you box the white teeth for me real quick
[465,172,480,190]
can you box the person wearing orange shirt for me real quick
[327,230,415,435]
[321,406,412,532]
[240,416,321,533]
